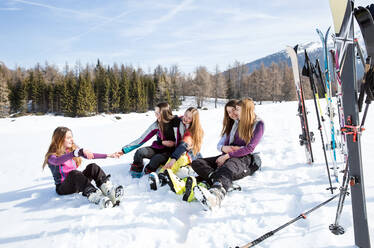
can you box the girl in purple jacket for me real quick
[192,98,264,210]
[43,127,122,208]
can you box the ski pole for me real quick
[303,50,336,193]
[234,193,340,248]
[330,158,350,235]
[354,38,366,70]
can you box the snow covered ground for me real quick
[0,96,373,248]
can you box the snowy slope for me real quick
[0,96,373,248]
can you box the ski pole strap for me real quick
[341,116,365,142]
[341,125,365,142]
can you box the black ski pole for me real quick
[360,63,373,126]
[302,50,336,194]
[315,59,327,97]
[234,193,340,248]
[358,57,372,112]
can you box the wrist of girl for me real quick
[73,148,80,157]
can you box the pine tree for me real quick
[153,65,168,104]
[140,79,148,112]
[101,76,110,113]
[144,75,155,109]
[9,67,27,113]
[62,74,77,117]
[94,61,109,113]
[129,70,138,111]
[132,70,147,112]
[76,74,96,117]
[165,88,171,106]
[53,80,63,114]
[170,64,181,110]
[109,69,120,113]
[34,65,47,113]
[119,66,131,113]
[46,84,54,113]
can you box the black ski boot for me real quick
[148,172,169,191]
[249,153,262,175]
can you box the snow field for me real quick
[0,96,372,248]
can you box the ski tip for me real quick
[293,45,299,53]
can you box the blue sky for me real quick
[0,0,372,73]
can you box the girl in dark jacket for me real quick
[118,102,180,178]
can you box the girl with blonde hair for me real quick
[148,107,205,201]
[192,98,264,210]
[44,127,122,208]
[158,100,241,202]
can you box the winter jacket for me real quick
[224,119,264,158]
[122,116,181,154]
[216,120,239,152]
[48,149,106,185]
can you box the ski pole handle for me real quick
[236,231,274,248]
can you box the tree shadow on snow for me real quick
[0,222,169,245]
[0,182,52,204]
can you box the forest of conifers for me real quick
[0,60,314,117]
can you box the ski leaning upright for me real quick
[316,27,339,180]
[286,46,314,164]
[329,0,371,247]
[329,49,347,159]
[314,59,338,166]
[302,50,336,193]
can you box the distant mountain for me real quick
[244,41,323,73]
[240,33,365,78]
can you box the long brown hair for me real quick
[156,102,174,135]
[238,98,256,144]
[186,107,204,155]
[221,99,239,137]
[42,127,82,169]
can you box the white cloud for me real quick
[121,0,194,38]
[64,10,131,43]
[12,0,112,21]
[217,8,278,22]
[0,7,20,11]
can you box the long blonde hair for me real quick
[42,127,82,169]
[238,98,256,144]
[186,107,204,155]
[221,100,239,137]
[156,102,174,136]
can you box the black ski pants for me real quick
[191,154,256,191]
[56,163,107,197]
[133,146,172,173]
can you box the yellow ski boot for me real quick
[164,169,186,195]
